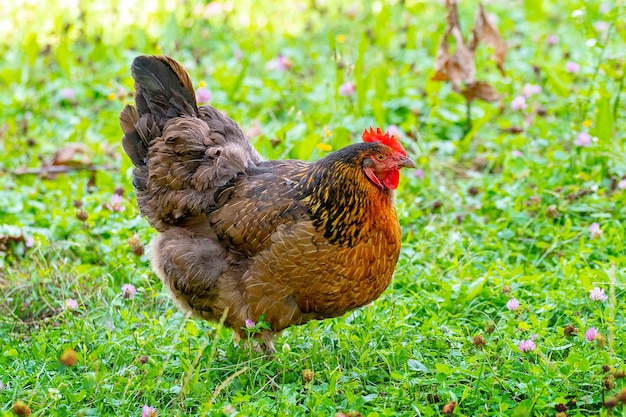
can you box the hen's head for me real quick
[361,127,416,190]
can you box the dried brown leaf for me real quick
[470,3,507,74]
[52,143,91,167]
[431,69,450,82]
[433,35,451,81]
[432,0,476,87]
[448,43,476,86]
[462,81,501,102]
[444,0,459,28]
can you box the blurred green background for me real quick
[1,1,625,416]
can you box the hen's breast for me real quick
[300,219,401,315]
[241,203,402,332]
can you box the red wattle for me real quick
[382,169,400,190]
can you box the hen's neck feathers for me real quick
[296,143,397,247]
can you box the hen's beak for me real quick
[396,156,417,169]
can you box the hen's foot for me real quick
[234,331,276,356]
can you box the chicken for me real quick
[120,55,416,353]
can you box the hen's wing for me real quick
[119,55,262,231]
[206,160,312,254]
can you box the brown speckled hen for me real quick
[120,55,416,353]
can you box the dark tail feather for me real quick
[131,55,198,120]
[122,55,198,188]
[120,105,144,167]
[119,104,150,190]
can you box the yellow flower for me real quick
[107,81,113,88]
[336,34,346,44]
[107,93,116,101]
[316,143,332,152]
[198,81,207,88]
[583,119,592,128]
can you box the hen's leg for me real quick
[260,331,277,355]
[234,328,276,355]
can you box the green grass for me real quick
[1,0,625,416]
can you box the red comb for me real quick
[362,127,407,156]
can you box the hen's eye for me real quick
[376,154,385,161]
